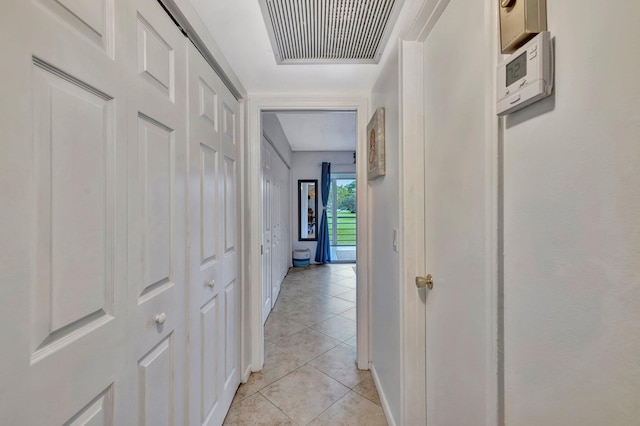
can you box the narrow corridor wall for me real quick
[502,1,640,423]
[369,42,403,424]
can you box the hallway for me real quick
[224,265,386,425]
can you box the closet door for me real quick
[124,0,187,424]
[187,42,240,426]
[218,73,241,418]
[262,145,273,323]
[0,1,128,424]
[271,179,281,304]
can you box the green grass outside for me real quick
[326,211,356,246]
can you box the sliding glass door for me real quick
[327,173,356,262]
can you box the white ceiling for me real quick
[273,111,357,151]
[188,0,411,94]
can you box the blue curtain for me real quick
[315,162,331,263]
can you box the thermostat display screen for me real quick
[506,51,527,86]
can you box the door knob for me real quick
[155,313,167,325]
[207,280,215,288]
[415,274,433,290]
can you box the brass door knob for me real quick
[415,274,433,290]
[501,0,516,8]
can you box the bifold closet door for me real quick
[124,0,188,424]
[187,42,241,426]
[0,1,129,424]
[262,145,273,323]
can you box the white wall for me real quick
[503,2,640,424]
[290,151,356,261]
[262,112,293,167]
[369,42,402,423]
[373,0,640,424]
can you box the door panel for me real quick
[126,0,187,424]
[138,335,174,426]
[65,385,114,426]
[34,0,115,55]
[262,145,273,323]
[138,116,174,299]
[224,155,237,253]
[32,61,115,356]
[200,295,219,422]
[201,144,219,265]
[423,0,489,423]
[187,42,240,426]
[0,1,127,424]
[271,180,281,304]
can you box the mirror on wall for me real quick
[298,179,318,241]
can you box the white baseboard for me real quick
[370,363,397,426]
[242,363,252,383]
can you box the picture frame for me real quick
[367,107,385,180]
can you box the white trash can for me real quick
[292,248,311,267]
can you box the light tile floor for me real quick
[224,264,387,426]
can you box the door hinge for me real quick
[261,244,264,255]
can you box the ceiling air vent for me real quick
[259,0,402,64]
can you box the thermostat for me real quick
[497,31,553,116]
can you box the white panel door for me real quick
[124,0,187,424]
[187,42,240,426]
[271,180,281,304]
[423,0,490,423]
[218,78,241,418]
[0,1,128,424]
[262,145,273,323]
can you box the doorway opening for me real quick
[248,98,369,377]
[328,173,357,263]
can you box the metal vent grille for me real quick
[259,0,400,64]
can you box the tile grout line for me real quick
[256,390,301,425]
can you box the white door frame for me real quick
[398,0,501,424]
[246,95,370,371]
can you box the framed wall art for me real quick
[367,107,385,180]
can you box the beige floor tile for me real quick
[264,312,308,341]
[315,297,355,315]
[334,289,357,303]
[292,308,336,327]
[273,300,318,319]
[311,315,357,342]
[352,372,382,406]
[329,268,357,278]
[308,391,388,426]
[294,290,333,305]
[308,343,368,388]
[227,264,389,425]
[223,392,295,425]
[334,277,356,289]
[343,335,357,348]
[279,285,314,299]
[339,307,357,321]
[234,343,306,401]
[272,295,298,310]
[260,365,350,425]
[317,283,353,296]
[274,328,340,362]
